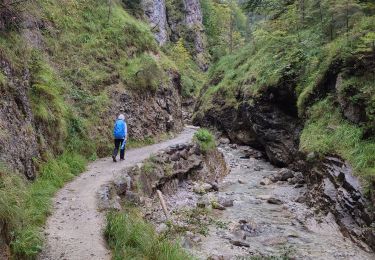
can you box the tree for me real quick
[121,0,143,18]
[242,0,289,18]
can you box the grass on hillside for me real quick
[105,210,193,260]
[0,152,86,258]
[300,98,375,185]
[195,1,375,189]
[197,2,375,115]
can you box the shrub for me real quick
[118,54,166,93]
[194,128,216,153]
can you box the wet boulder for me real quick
[260,177,272,185]
[288,171,305,185]
[229,143,238,149]
[217,196,234,207]
[193,182,213,194]
[229,239,250,247]
[212,201,226,210]
[219,137,230,145]
[197,195,210,208]
[278,168,295,181]
[207,255,228,260]
[267,197,283,205]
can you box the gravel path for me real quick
[38,127,197,260]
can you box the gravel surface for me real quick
[38,127,197,260]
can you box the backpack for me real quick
[113,120,125,139]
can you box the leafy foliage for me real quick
[0,0,186,258]
[118,53,166,93]
[165,39,206,97]
[201,0,249,61]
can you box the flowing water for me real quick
[190,145,375,260]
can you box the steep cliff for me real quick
[141,0,209,70]
[142,0,169,45]
[0,1,185,179]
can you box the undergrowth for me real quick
[105,209,192,260]
[300,97,375,182]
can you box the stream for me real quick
[187,145,375,259]
[149,144,375,260]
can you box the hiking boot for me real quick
[112,156,117,162]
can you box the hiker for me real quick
[112,114,127,162]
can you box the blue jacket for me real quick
[113,119,127,139]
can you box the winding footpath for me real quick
[38,127,197,260]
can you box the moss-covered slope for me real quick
[194,0,375,182]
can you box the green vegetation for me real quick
[301,97,375,182]
[194,128,216,153]
[201,0,249,61]
[0,0,194,257]
[0,152,86,258]
[0,0,177,159]
[0,71,7,87]
[165,39,207,97]
[105,210,192,260]
[118,53,167,93]
[142,160,156,175]
[197,0,375,183]
[199,0,375,111]
[29,52,69,154]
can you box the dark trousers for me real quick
[113,139,125,159]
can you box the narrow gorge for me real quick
[0,0,374,259]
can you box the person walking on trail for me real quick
[112,114,127,162]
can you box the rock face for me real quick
[194,80,374,250]
[0,56,39,179]
[194,86,302,167]
[107,71,183,141]
[142,0,169,45]
[0,53,184,177]
[142,0,208,70]
[183,0,208,70]
[304,157,375,250]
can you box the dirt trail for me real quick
[38,127,197,260]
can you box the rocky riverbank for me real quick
[100,139,374,259]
